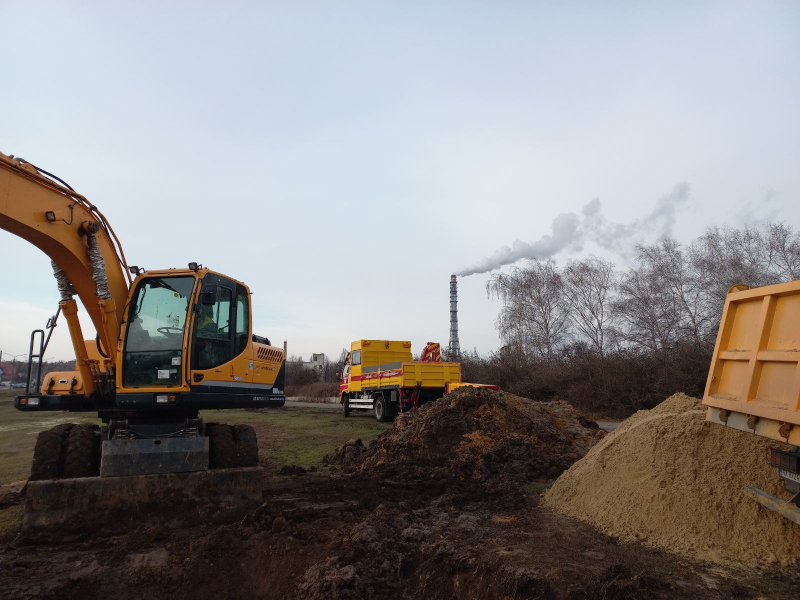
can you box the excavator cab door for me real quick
[190,275,253,390]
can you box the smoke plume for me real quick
[455,182,690,276]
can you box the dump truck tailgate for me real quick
[703,281,800,445]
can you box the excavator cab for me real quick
[114,269,286,413]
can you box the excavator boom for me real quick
[0,152,130,362]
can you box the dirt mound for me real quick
[544,393,800,566]
[328,387,604,484]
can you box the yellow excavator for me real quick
[0,151,285,525]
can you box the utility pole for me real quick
[6,353,27,385]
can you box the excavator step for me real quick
[23,467,264,530]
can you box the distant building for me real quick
[303,353,327,373]
[0,361,20,382]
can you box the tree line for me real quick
[459,223,799,417]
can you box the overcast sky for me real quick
[1,1,799,363]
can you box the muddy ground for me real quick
[1,472,798,600]
[1,389,798,599]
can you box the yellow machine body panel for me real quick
[343,340,460,394]
[252,344,286,389]
[347,340,413,393]
[400,361,461,388]
[703,280,800,445]
[357,340,414,367]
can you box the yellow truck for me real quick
[339,340,494,421]
[703,281,800,523]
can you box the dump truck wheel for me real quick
[63,424,101,479]
[233,424,259,467]
[343,395,350,417]
[208,424,237,469]
[375,397,391,422]
[30,423,75,480]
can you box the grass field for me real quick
[0,390,390,486]
[0,390,98,485]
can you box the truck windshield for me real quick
[122,276,196,387]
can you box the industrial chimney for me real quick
[449,274,460,357]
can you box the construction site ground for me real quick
[0,390,799,599]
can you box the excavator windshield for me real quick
[122,276,197,387]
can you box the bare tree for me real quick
[765,223,800,281]
[562,256,617,357]
[638,237,717,347]
[615,261,681,352]
[487,259,571,359]
[690,224,796,320]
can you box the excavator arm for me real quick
[0,151,131,394]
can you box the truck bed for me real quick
[703,280,800,445]
[360,361,461,391]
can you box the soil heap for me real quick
[328,387,604,485]
[544,393,800,566]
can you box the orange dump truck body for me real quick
[703,281,800,446]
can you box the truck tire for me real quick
[63,424,100,479]
[375,397,391,423]
[233,424,259,467]
[30,423,74,481]
[208,424,237,469]
[343,395,350,418]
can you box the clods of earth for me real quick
[1,389,799,599]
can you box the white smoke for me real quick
[455,182,690,276]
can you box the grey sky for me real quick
[1,1,798,362]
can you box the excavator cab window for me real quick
[235,285,250,355]
[191,275,252,371]
[194,283,234,370]
[122,276,196,387]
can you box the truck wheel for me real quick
[30,423,74,480]
[208,424,237,469]
[233,424,259,467]
[343,395,350,418]
[375,397,392,422]
[63,424,101,478]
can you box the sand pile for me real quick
[328,387,604,484]
[544,393,800,566]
